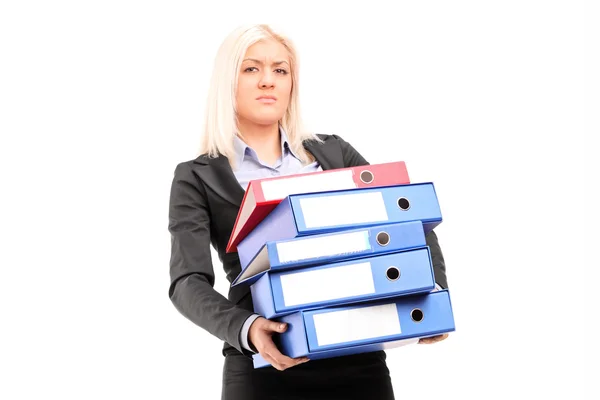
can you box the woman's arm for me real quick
[168,162,255,355]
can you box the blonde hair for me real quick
[198,24,320,167]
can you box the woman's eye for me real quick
[243,66,288,74]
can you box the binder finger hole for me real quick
[397,197,410,210]
[411,308,424,322]
[359,170,374,184]
[386,266,400,281]
[376,231,390,246]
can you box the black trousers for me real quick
[221,351,395,400]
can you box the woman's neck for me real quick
[237,122,282,166]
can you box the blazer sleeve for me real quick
[168,162,255,356]
[334,134,450,289]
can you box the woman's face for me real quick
[236,39,292,128]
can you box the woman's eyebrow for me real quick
[243,58,290,66]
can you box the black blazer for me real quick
[168,134,449,358]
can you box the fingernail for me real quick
[279,324,285,330]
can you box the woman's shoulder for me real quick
[171,157,202,175]
[170,152,235,195]
[304,132,356,151]
[309,132,347,143]
[171,152,218,174]
[305,132,369,167]
[169,154,213,188]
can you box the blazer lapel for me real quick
[193,155,245,207]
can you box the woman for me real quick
[168,24,449,400]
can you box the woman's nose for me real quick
[259,72,275,88]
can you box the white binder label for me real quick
[276,230,371,264]
[261,170,356,201]
[312,303,402,347]
[279,262,375,307]
[299,191,389,229]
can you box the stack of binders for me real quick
[226,161,456,369]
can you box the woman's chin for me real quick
[248,115,284,127]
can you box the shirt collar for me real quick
[233,126,301,169]
[279,127,301,160]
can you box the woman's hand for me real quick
[248,317,310,371]
[418,333,449,344]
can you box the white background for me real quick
[0,1,596,399]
